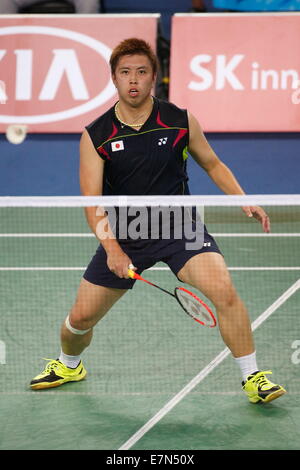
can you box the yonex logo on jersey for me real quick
[111,140,124,152]
[158,137,168,146]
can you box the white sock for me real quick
[235,351,258,382]
[59,350,81,369]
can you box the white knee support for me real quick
[65,315,91,335]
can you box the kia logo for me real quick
[0,25,116,124]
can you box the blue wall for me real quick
[103,1,224,39]
[187,132,300,195]
[0,134,80,196]
[103,0,194,39]
[0,132,299,196]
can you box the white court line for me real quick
[0,266,300,271]
[0,232,299,237]
[0,390,299,397]
[1,266,300,271]
[213,233,300,237]
[0,233,94,237]
[118,279,300,450]
[228,267,300,271]
[0,267,86,271]
[149,267,300,271]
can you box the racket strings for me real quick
[175,288,215,326]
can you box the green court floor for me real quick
[0,207,299,450]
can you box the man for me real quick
[30,38,286,404]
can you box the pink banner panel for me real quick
[0,14,158,132]
[170,14,300,132]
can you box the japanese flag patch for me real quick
[111,140,124,152]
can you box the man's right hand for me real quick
[106,245,136,279]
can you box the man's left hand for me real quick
[242,206,270,233]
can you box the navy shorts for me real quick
[83,225,222,289]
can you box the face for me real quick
[112,54,156,107]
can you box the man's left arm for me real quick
[187,112,270,233]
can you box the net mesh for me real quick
[0,195,299,397]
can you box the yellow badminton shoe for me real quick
[30,359,87,390]
[242,370,286,404]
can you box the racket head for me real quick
[174,287,217,328]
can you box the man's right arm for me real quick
[79,129,134,278]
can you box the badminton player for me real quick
[30,38,286,404]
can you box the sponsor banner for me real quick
[213,0,300,11]
[0,15,158,132]
[170,14,300,132]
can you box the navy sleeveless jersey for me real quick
[85,97,190,196]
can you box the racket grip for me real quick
[128,269,136,279]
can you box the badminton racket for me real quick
[128,268,216,327]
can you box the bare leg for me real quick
[61,278,127,356]
[177,252,254,358]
